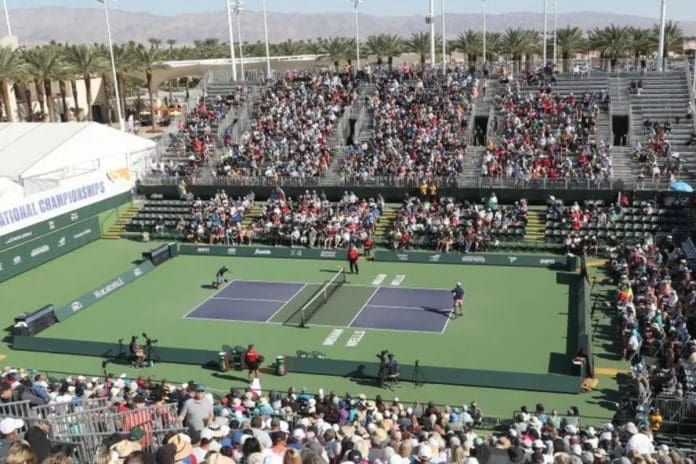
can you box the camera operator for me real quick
[376,350,389,386]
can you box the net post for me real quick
[300,309,306,328]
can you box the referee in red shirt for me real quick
[347,245,360,274]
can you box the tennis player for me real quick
[451,282,465,318]
[213,265,229,288]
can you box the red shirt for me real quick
[348,248,359,261]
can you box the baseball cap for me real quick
[194,384,207,392]
[0,418,24,435]
[417,445,433,461]
[347,449,363,464]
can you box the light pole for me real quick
[428,0,435,70]
[261,0,272,79]
[2,0,11,37]
[232,1,245,80]
[350,0,362,72]
[441,0,446,73]
[553,0,558,65]
[542,0,548,65]
[98,0,125,131]
[226,0,238,81]
[657,0,667,72]
[482,0,487,66]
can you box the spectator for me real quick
[178,385,214,434]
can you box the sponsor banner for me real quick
[0,216,101,283]
[54,259,155,322]
[0,171,132,237]
[178,244,345,261]
[0,190,132,252]
[373,250,572,269]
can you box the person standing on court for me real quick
[347,245,360,274]
[244,344,262,381]
[451,282,465,319]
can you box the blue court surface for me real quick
[349,287,453,333]
[185,281,306,323]
[185,280,453,333]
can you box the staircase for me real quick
[524,209,546,242]
[375,206,398,245]
[103,204,142,240]
[241,205,261,228]
[461,146,485,185]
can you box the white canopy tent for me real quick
[0,123,155,196]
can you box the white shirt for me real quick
[626,433,654,455]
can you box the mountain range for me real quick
[7,7,696,45]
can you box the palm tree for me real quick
[64,44,106,122]
[133,44,169,131]
[273,40,306,57]
[485,32,502,62]
[556,27,586,70]
[321,37,351,71]
[304,39,324,55]
[243,41,267,58]
[364,34,403,69]
[652,20,683,57]
[405,32,441,66]
[22,45,67,122]
[629,27,656,63]
[499,28,536,62]
[112,43,136,123]
[452,30,482,63]
[0,47,26,122]
[148,38,163,49]
[193,38,224,59]
[589,24,632,68]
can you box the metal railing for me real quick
[686,58,696,134]
[476,176,671,191]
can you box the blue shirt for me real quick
[452,286,465,299]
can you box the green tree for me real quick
[133,44,169,131]
[21,45,67,122]
[273,39,306,56]
[628,27,656,62]
[112,43,137,123]
[556,27,586,61]
[652,20,683,57]
[452,30,483,63]
[405,32,441,66]
[0,47,26,122]
[364,34,403,69]
[589,24,632,67]
[321,37,351,71]
[499,28,539,62]
[64,44,106,122]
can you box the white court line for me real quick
[265,284,307,323]
[365,304,450,311]
[372,274,387,285]
[181,279,237,319]
[346,287,380,328]
[186,315,284,325]
[308,322,440,335]
[212,297,287,303]
[440,308,455,334]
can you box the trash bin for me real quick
[218,351,230,372]
[275,355,287,376]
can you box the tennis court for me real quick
[184,274,454,334]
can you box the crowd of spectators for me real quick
[215,72,357,180]
[249,189,382,249]
[386,193,528,252]
[153,91,246,178]
[340,68,479,184]
[634,120,681,182]
[483,80,612,183]
[182,191,255,244]
[0,363,693,464]
[609,232,696,409]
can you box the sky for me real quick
[6,0,695,21]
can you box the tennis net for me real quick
[286,268,347,327]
